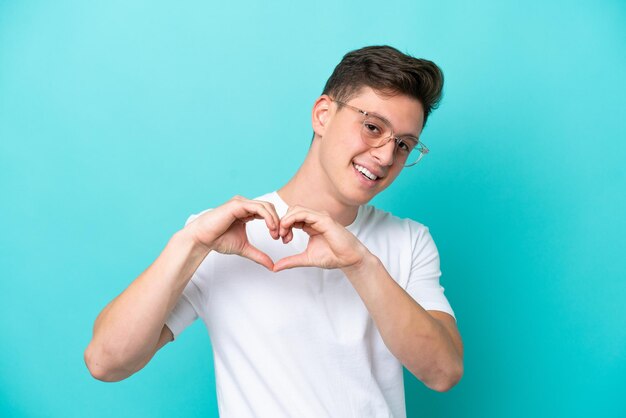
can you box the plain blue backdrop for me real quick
[1,0,625,417]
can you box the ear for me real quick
[311,95,333,139]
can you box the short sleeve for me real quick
[405,223,456,321]
[164,212,210,340]
[165,279,203,340]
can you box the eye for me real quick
[396,138,416,153]
[363,121,383,137]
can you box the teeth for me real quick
[354,163,378,180]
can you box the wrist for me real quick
[173,227,212,256]
[341,249,380,278]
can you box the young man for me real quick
[85,45,464,417]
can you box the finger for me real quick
[279,206,297,239]
[240,214,264,223]
[246,202,280,240]
[232,201,279,240]
[283,222,308,244]
[240,242,274,271]
[279,206,307,237]
[254,200,280,234]
[281,209,326,237]
[280,206,328,241]
[280,210,314,242]
[272,252,312,272]
[301,224,317,235]
[281,221,292,244]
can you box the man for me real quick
[85,45,464,417]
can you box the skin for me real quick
[85,87,463,392]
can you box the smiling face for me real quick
[311,87,425,207]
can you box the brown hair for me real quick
[322,45,444,128]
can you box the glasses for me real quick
[331,99,429,167]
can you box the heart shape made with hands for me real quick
[240,212,321,273]
[237,206,365,273]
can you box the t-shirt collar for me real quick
[270,191,364,234]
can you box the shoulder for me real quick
[361,204,429,236]
[360,204,437,252]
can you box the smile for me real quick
[352,163,378,181]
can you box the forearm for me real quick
[342,254,463,392]
[85,228,210,379]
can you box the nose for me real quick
[369,137,396,166]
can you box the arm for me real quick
[84,230,211,382]
[273,206,463,392]
[342,256,463,392]
[84,196,281,382]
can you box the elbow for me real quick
[84,344,131,382]
[429,360,464,393]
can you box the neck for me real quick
[277,143,359,227]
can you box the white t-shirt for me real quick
[165,191,455,418]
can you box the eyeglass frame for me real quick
[330,98,429,167]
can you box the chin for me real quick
[340,185,383,207]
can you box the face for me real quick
[312,87,425,207]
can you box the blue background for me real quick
[1,0,625,417]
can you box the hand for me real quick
[273,205,371,272]
[184,195,280,270]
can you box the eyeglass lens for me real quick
[360,114,423,166]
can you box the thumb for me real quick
[240,243,274,271]
[272,252,312,272]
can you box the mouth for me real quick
[352,162,381,185]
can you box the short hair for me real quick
[321,45,444,128]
